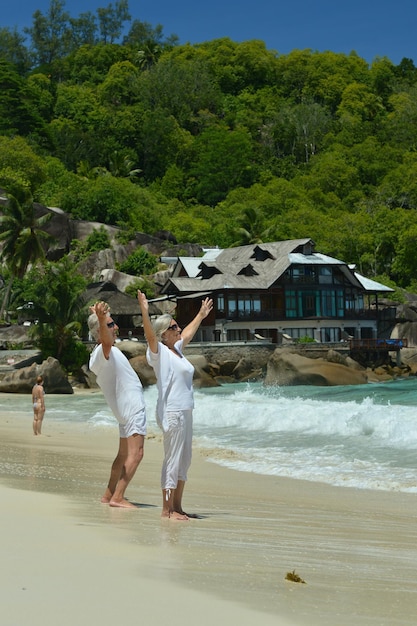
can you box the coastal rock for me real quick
[117,340,147,360]
[0,325,33,349]
[99,268,139,293]
[187,354,220,388]
[326,349,348,365]
[398,347,417,374]
[217,360,239,377]
[392,321,417,350]
[232,357,253,378]
[264,349,368,386]
[129,355,156,387]
[78,364,99,389]
[0,356,73,393]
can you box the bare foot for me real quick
[109,499,138,509]
[167,511,189,521]
[101,488,112,503]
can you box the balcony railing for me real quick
[219,309,377,322]
[350,338,407,351]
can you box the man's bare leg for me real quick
[101,438,126,503]
[109,434,144,509]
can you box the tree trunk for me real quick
[0,275,14,321]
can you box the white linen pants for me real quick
[161,409,193,490]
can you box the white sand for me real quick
[1,405,417,626]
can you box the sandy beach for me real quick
[1,396,417,626]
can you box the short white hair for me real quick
[152,314,173,341]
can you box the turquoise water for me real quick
[3,378,417,493]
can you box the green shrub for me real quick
[119,248,158,276]
[125,277,156,299]
[86,226,112,252]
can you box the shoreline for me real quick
[1,411,417,625]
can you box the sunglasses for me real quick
[167,323,179,331]
[107,321,116,328]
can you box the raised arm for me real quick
[137,290,158,353]
[181,297,213,348]
[90,301,114,359]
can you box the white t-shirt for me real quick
[147,339,194,431]
[89,344,145,425]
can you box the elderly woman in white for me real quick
[138,290,213,520]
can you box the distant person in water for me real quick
[88,301,146,509]
[32,375,45,435]
[138,289,213,520]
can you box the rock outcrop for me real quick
[0,325,33,348]
[264,348,368,386]
[0,356,73,393]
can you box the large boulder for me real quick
[99,269,138,293]
[129,355,157,387]
[0,325,33,349]
[33,204,72,261]
[0,356,73,393]
[117,340,147,360]
[187,354,220,388]
[391,321,417,348]
[264,349,368,386]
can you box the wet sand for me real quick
[1,406,417,626]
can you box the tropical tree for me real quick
[108,151,142,179]
[189,125,255,205]
[0,27,31,74]
[97,0,131,44]
[123,19,178,50]
[68,11,98,48]
[0,59,47,138]
[231,206,272,246]
[0,135,48,192]
[24,0,72,66]
[25,256,88,370]
[136,40,162,70]
[0,188,52,320]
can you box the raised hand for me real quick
[137,290,149,313]
[200,297,213,319]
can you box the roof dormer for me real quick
[250,245,276,262]
[238,264,259,276]
[197,263,222,279]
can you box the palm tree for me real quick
[108,151,142,180]
[0,189,52,319]
[232,206,272,246]
[136,40,162,70]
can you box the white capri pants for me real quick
[161,409,193,490]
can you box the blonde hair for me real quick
[152,314,174,341]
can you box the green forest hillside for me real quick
[2,0,417,297]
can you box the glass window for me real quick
[227,295,237,318]
[322,327,339,342]
[285,290,297,318]
[284,328,315,340]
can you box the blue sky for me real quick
[2,0,416,65]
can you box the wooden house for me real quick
[159,239,394,344]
